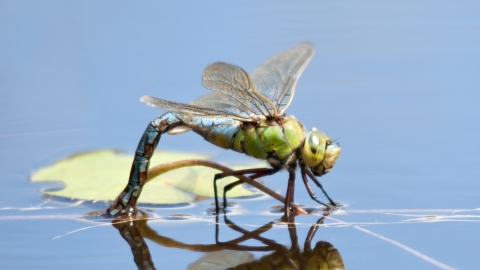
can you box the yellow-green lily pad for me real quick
[31,150,263,204]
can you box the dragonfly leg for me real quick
[222,180,241,210]
[103,113,182,217]
[221,169,278,210]
[300,165,330,208]
[213,168,277,214]
[306,169,337,206]
[284,170,296,217]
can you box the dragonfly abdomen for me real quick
[180,117,242,150]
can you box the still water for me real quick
[1,1,479,269]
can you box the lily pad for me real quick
[31,150,263,204]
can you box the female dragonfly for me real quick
[104,43,341,218]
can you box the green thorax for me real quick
[231,116,305,160]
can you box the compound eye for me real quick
[302,131,326,167]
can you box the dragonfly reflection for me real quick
[112,213,344,270]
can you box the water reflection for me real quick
[112,213,344,270]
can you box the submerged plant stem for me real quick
[147,159,307,214]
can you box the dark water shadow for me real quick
[111,212,345,270]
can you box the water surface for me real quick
[1,1,479,269]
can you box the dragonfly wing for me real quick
[140,95,253,122]
[251,43,314,114]
[202,62,277,117]
[190,92,254,119]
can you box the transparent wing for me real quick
[190,92,255,119]
[140,95,253,122]
[251,43,314,114]
[202,62,277,117]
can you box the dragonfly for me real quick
[104,43,341,218]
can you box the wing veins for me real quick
[202,62,276,117]
[140,95,253,122]
[251,43,314,114]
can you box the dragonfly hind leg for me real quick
[222,180,241,210]
[213,168,278,214]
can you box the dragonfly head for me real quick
[302,128,341,177]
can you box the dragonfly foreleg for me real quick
[213,168,278,214]
[300,165,330,208]
[103,113,182,217]
[306,168,336,207]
